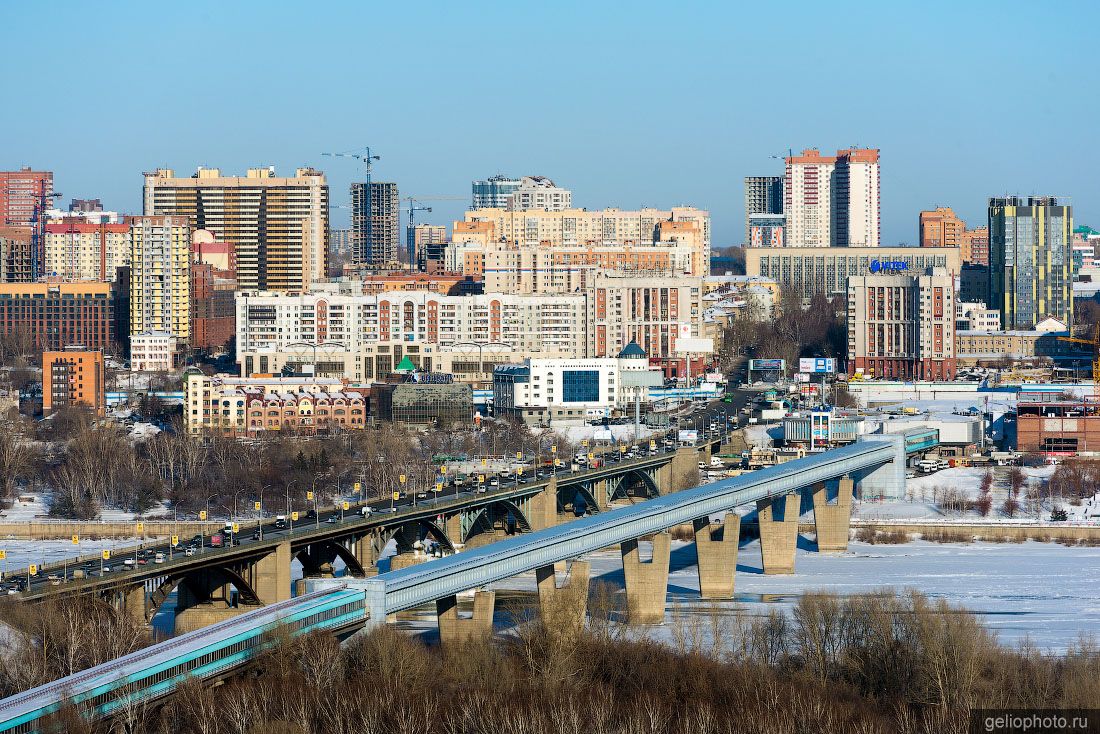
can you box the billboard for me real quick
[799,358,836,374]
[749,359,785,371]
[677,429,699,444]
[675,337,714,355]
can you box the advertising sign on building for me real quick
[749,358,785,371]
[799,358,836,374]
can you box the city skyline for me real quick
[2,1,1097,247]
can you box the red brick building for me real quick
[190,262,236,352]
[0,282,118,352]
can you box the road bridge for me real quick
[22,444,706,632]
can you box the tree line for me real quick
[0,409,574,519]
[2,586,1097,734]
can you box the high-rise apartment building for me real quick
[143,166,328,292]
[44,221,131,281]
[472,175,522,209]
[129,216,191,341]
[744,176,783,244]
[0,168,53,227]
[43,349,105,416]
[832,148,880,247]
[989,196,1073,330]
[847,267,955,381]
[784,149,835,247]
[919,207,964,248]
[408,223,446,271]
[351,181,399,268]
[783,148,880,247]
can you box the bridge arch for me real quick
[146,566,261,621]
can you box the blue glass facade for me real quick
[561,370,599,403]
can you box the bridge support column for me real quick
[252,541,292,604]
[536,560,589,631]
[812,477,853,552]
[124,584,146,625]
[436,591,495,645]
[757,494,800,574]
[445,513,464,548]
[694,513,740,599]
[621,533,670,624]
[529,478,558,531]
[669,446,701,492]
[355,533,378,572]
[595,479,610,511]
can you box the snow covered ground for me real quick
[0,493,173,522]
[470,538,1100,652]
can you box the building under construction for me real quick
[351,181,399,268]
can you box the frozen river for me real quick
[476,538,1100,652]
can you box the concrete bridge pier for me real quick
[757,494,800,574]
[694,513,740,599]
[251,541,291,604]
[535,560,589,631]
[528,478,559,531]
[621,533,670,624]
[436,590,496,645]
[123,584,146,625]
[444,513,463,547]
[812,477,853,552]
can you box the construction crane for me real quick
[1058,322,1100,380]
[322,147,380,264]
[0,185,61,281]
[403,198,432,270]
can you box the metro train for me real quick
[0,586,366,733]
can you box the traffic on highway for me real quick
[16,393,748,597]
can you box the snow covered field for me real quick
[471,538,1100,652]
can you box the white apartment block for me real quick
[235,290,588,363]
[453,242,698,295]
[509,176,572,211]
[130,331,177,372]
[956,301,1002,332]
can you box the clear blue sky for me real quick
[2,1,1097,246]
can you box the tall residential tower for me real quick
[143,167,328,292]
[782,148,880,247]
